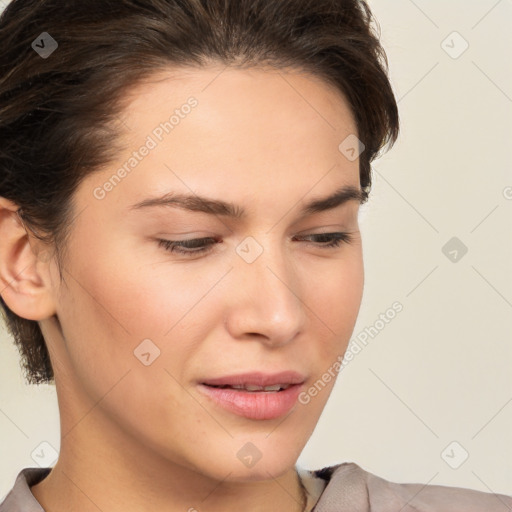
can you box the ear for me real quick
[0,197,57,321]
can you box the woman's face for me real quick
[41,65,364,481]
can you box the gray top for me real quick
[1,462,511,511]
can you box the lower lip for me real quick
[197,383,303,420]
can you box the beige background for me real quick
[1,0,511,499]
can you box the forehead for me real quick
[118,64,358,145]
[81,65,361,222]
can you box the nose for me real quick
[223,237,308,348]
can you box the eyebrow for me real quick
[128,184,364,219]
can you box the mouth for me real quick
[197,371,306,420]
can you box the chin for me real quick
[224,439,301,482]
[216,458,297,483]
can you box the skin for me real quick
[0,65,364,512]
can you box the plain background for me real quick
[1,0,511,500]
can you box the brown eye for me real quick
[293,232,354,248]
[157,237,218,255]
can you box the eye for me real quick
[293,231,355,248]
[157,232,355,257]
[157,237,218,256]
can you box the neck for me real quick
[31,460,306,512]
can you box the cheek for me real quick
[303,251,364,371]
[55,252,200,442]
[62,229,192,340]
[307,250,364,326]
[52,233,181,399]
[58,241,224,392]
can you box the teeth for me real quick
[229,384,289,391]
[206,383,294,391]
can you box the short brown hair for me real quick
[0,0,399,385]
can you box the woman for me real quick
[0,1,510,511]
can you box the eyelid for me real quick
[156,231,356,257]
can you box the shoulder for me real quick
[0,467,50,512]
[309,461,512,512]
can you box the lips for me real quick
[197,371,306,420]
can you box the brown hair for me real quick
[0,0,399,385]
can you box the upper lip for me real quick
[201,371,306,387]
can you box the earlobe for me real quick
[0,197,57,321]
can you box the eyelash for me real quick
[157,232,355,256]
